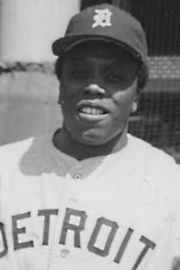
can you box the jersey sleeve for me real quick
[144,145,180,269]
[170,164,180,270]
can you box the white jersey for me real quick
[0,133,180,270]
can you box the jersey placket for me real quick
[47,160,86,268]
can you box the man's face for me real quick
[59,40,139,146]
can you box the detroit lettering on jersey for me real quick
[0,207,156,269]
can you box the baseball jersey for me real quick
[0,132,180,270]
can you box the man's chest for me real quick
[0,168,173,270]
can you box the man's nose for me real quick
[84,84,106,97]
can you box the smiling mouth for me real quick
[79,106,107,115]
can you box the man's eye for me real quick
[70,68,89,80]
[107,73,124,82]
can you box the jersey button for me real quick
[60,249,70,258]
[73,173,82,181]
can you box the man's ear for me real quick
[132,101,138,113]
[132,95,139,113]
[55,58,62,80]
[58,89,65,106]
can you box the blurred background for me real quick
[0,0,179,163]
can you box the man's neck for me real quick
[53,127,128,161]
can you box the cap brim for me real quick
[52,35,143,64]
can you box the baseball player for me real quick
[0,4,180,270]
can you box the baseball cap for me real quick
[52,4,148,88]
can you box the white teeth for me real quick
[80,107,104,115]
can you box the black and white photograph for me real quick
[0,0,180,269]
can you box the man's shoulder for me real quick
[0,133,58,179]
[0,137,35,157]
[127,133,176,165]
[127,134,179,185]
[127,134,180,207]
[0,137,35,171]
[0,134,54,173]
[0,137,34,156]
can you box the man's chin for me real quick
[66,124,124,147]
[76,136,106,146]
[74,129,119,147]
[71,130,107,146]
